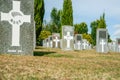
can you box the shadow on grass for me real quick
[34,51,56,56]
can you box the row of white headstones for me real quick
[108,41,120,52]
[43,34,91,50]
[43,35,120,53]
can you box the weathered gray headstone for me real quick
[62,26,74,50]
[0,0,34,55]
[52,33,60,48]
[96,29,108,53]
[74,34,82,50]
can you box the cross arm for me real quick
[22,15,31,23]
[1,12,10,21]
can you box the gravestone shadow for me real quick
[34,51,56,56]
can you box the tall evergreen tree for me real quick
[34,0,45,45]
[50,8,61,33]
[90,20,99,46]
[98,13,106,28]
[61,0,73,26]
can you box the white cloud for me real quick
[113,24,120,29]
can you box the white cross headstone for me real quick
[96,29,108,53]
[1,1,31,46]
[53,37,60,48]
[77,41,81,49]
[83,41,87,49]
[100,39,106,52]
[64,32,73,49]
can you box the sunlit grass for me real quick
[0,46,120,80]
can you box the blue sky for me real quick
[44,0,120,40]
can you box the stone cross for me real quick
[64,32,73,48]
[100,39,106,52]
[53,37,60,48]
[1,1,31,46]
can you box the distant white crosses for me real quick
[100,39,106,52]
[96,29,108,53]
[64,32,73,49]
[62,26,74,50]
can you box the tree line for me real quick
[34,0,111,46]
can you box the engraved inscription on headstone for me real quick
[62,26,74,50]
[96,29,108,53]
[0,0,34,55]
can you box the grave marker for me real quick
[62,26,74,50]
[96,29,108,53]
[52,33,60,48]
[0,0,34,55]
[74,34,82,50]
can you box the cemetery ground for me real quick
[0,47,120,80]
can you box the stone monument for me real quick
[74,34,82,50]
[52,33,60,48]
[96,29,108,53]
[62,26,74,50]
[0,0,34,55]
[82,39,89,50]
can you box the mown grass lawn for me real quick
[0,46,120,80]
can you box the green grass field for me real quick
[0,47,120,80]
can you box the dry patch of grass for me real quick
[0,47,120,80]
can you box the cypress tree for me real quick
[34,0,45,45]
[61,0,73,26]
